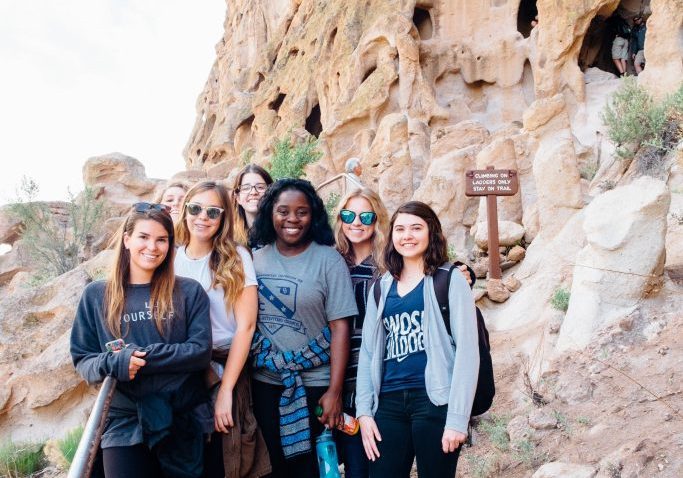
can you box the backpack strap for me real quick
[433,264,456,336]
[371,277,381,307]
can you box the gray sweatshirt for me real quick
[355,267,479,433]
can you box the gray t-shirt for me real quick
[252,242,357,386]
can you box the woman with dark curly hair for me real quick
[355,201,479,478]
[249,178,356,478]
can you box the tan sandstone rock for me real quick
[556,177,670,352]
[532,462,597,478]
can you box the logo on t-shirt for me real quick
[257,278,307,336]
[383,310,425,362]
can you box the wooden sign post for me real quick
[465,166,519,280]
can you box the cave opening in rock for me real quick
[517,0,538,38]
[578,1,651,76]
[305,103,322,138]
[412,7,433,40]
[269,93,286,112]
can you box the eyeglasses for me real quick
[133,202,171,215]
[238,183,268,195]
[185,203,224,220]
[339,209,377,225]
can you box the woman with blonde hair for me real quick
[155,181,189,225]
[174,180,270,477]
[333,187,389,478]
[70,202,212,477]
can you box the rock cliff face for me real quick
[1,1,682,476]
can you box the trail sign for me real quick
[465,169,518,196]
[465,166,520,280]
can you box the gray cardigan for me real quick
[355,267,479,434]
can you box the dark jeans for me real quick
[337,390,369,478]
[370,389,460,478]
[252,379,327,478]
[102,444,162,477]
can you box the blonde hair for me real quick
[176,181,246,307]
[334,187,389,272]
[154,181,189,203]
[105,208,176,338]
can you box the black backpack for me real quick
[372,264,495,416]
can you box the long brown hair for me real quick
[232,164,273,246]
[176,181,246,307]
[105,207,176,338]
[383,201,448,279]
[334,188,389,271]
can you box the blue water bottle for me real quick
[315,429,341,478]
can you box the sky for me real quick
[0,1,226,205]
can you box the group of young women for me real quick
[70,163,479,478]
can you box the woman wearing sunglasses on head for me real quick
[355,201,479,478]
[174,181,271,478]
[232,164,274,247]
[332,188,389,478]
[70,202,212,477]
[248,178,356,478]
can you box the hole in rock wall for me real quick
[269,93,286,112]
[517,0,538,39]
[578,1,651,76]
[305,103,323,138]
[362,64,377,83]
[412,7,433,40]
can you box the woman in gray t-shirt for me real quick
[249,179,357,478]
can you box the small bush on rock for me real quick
[602,79,683,176]
[551,287,571,311]
[268,134,322,180]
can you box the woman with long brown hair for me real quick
[355,201,479,478]
[232,164,274,246]
[174,180,270,478]
[70,202,212,477]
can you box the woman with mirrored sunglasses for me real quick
[174,181,271,478]
[70,203,212,477]
[232,164,274,247]
[331,188,390,478]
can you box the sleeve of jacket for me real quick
[445,272,480,433]
[355,281,379,418]
[70,284,136,384]
[137,283,212,374]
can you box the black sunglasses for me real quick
[185,202,224,220]
[339,209,377,225]
[133,202,171,215]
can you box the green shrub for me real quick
[551,287,571,312]
[9,177,105,280]
[268,135,322,180]
[324,192,340,226]
[464,453,496,478]
[477,414,510,451]
[58,426,83,465]
[602,79,683,164]
[0,440,46,477]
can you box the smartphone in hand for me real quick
[105,338,126,353]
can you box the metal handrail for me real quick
[67,376,117,478]
[315,172,363,192]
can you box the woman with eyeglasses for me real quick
[232,164,274,247]
[331,188,389,478]
[155,181,189,225]
[248,178,356,478]
[70,202,212,477]
[355,201,479,478]
[174,181,271,478]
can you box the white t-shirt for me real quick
[174,245,257,348]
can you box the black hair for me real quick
[249,178,334,247]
